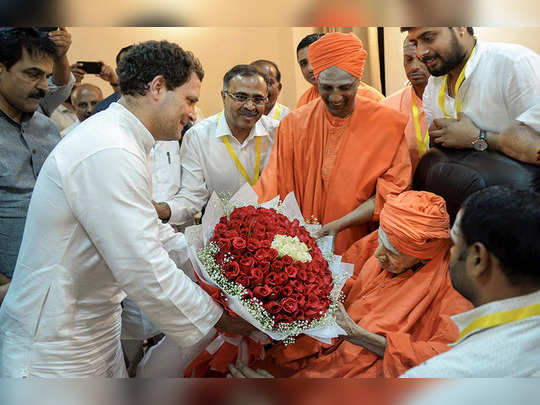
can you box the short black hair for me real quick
[117,40,204,97]
[460,186,540,286]
[222,64,266,91]
[400,27,474,35]
[116,45,134,66]
[296,33,325,53]
[250,59,281,83]
[0,27,57,70]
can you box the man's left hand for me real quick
[227,362,274,378]
[48,27,72,58]
[152,200,171,222]
[429,112,479,149]
[335,302,362,339]
[98,63,119,87]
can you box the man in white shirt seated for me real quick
[402,185,540,377]
[0,40,253,378]
[250,59,291,121]
[153,64,279,227]
[61,83,103,136]
[403,27,540,165]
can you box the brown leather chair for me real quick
[413,147,540,223]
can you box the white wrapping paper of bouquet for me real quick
[185,183,354,344]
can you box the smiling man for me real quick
[255,32,412,255]
[152,64,278,227]
[403,27,540,165]
[382,38,430,169]
[295,33,385,108]
[0,28,60,281]
[0,41,254,377]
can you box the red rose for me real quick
[254,249,269,262]
[293,309,305,320]
[264,272,278,286]
[246,239,259,252]
[281,286,293,297]
[281,297,298,314]
[274,314,294,324]
[229,219,242,230]
[252,230,266,241]
[253,285,273,299]
[271,286,282,297]
[281,255,293,266]
[267,249,279,261]
[224,230,239,238]
[276,272,289,286]
[258,239,271,249]
[236,274,250,288]
[231,236,247,250]
[249,267,264,284]
[306,271,316,283]
[242,290,253,300]
[270,259,284,271]
[285,265,297,278]
[216,238,232,251]
[291,293,306,307]
[264,300,282,315]
[297,269,308,281]
[240,257,254,272]
[214,223,228,237]
[223,261,240,279]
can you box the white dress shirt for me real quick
[0,102,222,377]
[423,39,540,133]
[150,140,181,202]
[402,289,540,377]
[266,102,291,122]
[167,111,279,226]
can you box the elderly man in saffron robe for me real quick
[231,191,472,378]
[255,32,412,255]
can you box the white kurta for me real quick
[167,111,278,226]
[423,39,540,132]
[401,289,540,377]
[0,102,223,377]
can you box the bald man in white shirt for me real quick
[153,64,279,227]
[404,27,540,166]
[0,40,252,378]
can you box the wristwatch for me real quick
[473,129,488,151]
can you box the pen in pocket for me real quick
[167,152,171,164]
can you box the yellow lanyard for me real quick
[411,87,429,157]
[438,44,477,119]
[457,301,540,342]
[272,103,281,120]
[217,112,262,186]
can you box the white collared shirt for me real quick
[402,289,540,377]
[167,111,279,225]
[0,102,222,377]
[266,102,291,122]
[150,140,181,203]
[423,39,540,133]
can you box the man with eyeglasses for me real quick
[152,64,279,228]
[0,27,61,288]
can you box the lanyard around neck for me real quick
[438,44,477,119]
[456,300,540,342]
[217,112,262,186]
[410,87,429,157]
[272,103,281,120]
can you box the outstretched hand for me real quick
[227,362,274,378]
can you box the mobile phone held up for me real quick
[37,27,58,32]
[77,61,103,75]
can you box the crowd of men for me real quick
[0,26,538,378]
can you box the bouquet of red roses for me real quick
[184,184,352,375]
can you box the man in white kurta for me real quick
[0,41,245,377]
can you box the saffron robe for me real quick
[258,236,473,377]
[296,82,385,109]
[382,86,427,170]
[254,97,412,255]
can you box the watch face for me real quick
[474,138,488,151]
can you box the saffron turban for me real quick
[379,191,450,260]
[308,32,367,80]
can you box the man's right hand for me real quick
[215,311,257,336]
[151,200,171,222]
